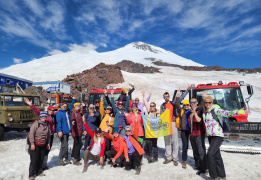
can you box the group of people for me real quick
[27,86,249,180]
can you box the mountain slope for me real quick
[0,42,203,81]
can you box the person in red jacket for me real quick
[82,122,106,173]
[104,127,124,167]
[125,103,144,144]
[25,98,56,170]
[70,102,86,166]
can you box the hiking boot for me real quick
[215,177,226,180]
[64,158,71,165]
[73,160,82,166]
[58,158,65,166]
[150,158,158,163]
[197,170,208,175]
[163,159,172,164]
[135,166,141,175]
[195,160,200,168]
[42,164,49,170]
[182,161,187,169]
[173,160,178,166]
[37,173,46,177]
[113,164,118,168]
[29,177,35,180]
[148,156,153,163]
[82,164,88,173]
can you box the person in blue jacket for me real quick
[111,90,129,136]
[82,104,100,150]
[56,95,76,166]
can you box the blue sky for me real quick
[0,0,260,69]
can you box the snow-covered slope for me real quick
[0,42,203,81]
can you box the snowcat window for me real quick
[0,96,3,106]
[89,93,121,108]
[195,88,244,111]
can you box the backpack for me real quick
[210,109,231,133]
[176,110,184,129]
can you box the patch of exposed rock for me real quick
[116,60,161,73]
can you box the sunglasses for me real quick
[164,96,169,98]
[106,108,112,111]
[183,104,190,107]
[49,109,54,111]
[132,106,137,108]
[135,100,139,101]
[89,107,94,109]
[63,106,68,108]
[75,105,81,107]
[40,116,47,118]
[204,102,212,104]
[118,104,123,106]
[150,106,155,107]
[190,102,197,104]
[125,130,131,132]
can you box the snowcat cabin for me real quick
[88,88,132,109]
[49,94,72,110]
[191,81,251,122]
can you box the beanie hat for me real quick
[113,127,120,133]
[125,125,132,131]
[183,99,190,105]
[121,87,127,92]
[74,103,81,107]
[47,106,55,111]
[39,111,47,116]
[132,103,138,108]
[204,96,213,103]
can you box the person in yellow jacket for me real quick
[99,96,115,153]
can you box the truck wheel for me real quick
[0,126,4,141]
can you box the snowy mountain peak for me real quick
[126,42,162,53]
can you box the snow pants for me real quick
[71,136,82,161]
[123,150,142,168]
[207,136,226,179]
[105,149,124,165]
[59,134,69,159]
[181,130,189,161]
[146,138,158,160]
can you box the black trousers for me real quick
[84,134,92,150]
[190,134,207,170]
[59,134,69,159]
[123,150,142,168]
[207,136,226,179]
[181,130,189,161]
[105,136,112,152]
[146,138,158,160]
[105,149,124,164]
[29,144,47,177]
[71,136,83,161]
[46,134,54,156]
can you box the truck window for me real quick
[89,93,121,107]
[50,97,56,106]
[34,97,40,106]
[0,95,3,106]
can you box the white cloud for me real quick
[13,58,23,64]
[100,43,107,48]
[48,49,64,55]
[24,0,44,16]
[68,43,97,53]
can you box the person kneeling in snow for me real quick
[82,122,106,173]
[104,127,125,167]
[28,111,50,180]
[123,126,145,175]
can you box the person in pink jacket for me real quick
[125,103,144,144]
[25,98,56,170]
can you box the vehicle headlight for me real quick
[8,117,13,122]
